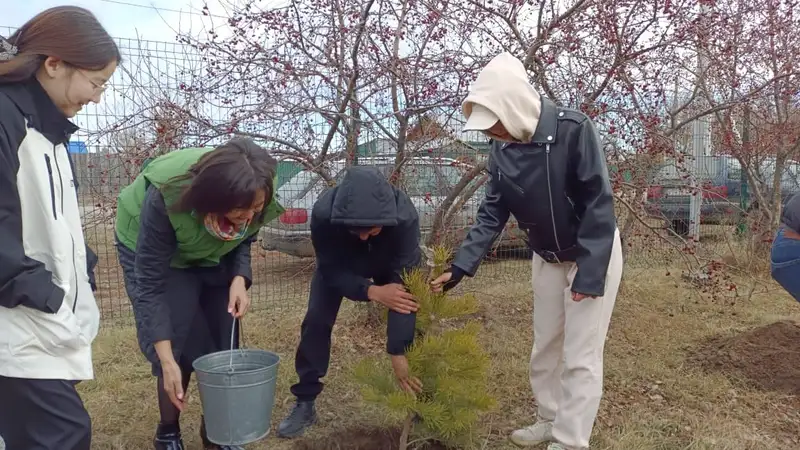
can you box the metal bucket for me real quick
[192,348,281,446]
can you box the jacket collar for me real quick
[530,97,558,144]
[0,78,79,145]
[500,97,559,149]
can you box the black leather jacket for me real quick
[452,98,618,297]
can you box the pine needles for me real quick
[352,246,495,449]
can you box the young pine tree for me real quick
[352,246,495,449]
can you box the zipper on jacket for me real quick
[71,234,79,313]
[565,193,581,221]
[57,143,80,314]
[44,155,58,220]
[545,145,562,251]
[52,145,65,214]
[497,166,525,195]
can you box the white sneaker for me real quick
[509,421,554,447]
[547,442,585,450]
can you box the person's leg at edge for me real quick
[277,270,343,438]
[550,230,623,450]
[0,376,91,450]
[770,226,800,302]
[510,254,569,447]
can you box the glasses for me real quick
[74,68,108,94]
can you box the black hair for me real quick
[166,137,277,219]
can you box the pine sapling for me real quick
[352,246,495,449]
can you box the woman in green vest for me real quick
[114,137,283,450]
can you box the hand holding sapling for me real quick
[368,283,418,314]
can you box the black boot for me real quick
[153,423,184,450]
[200,416,245,450]
[276,401,317,438]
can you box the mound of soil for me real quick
[689,320,800,396]
[292,426,448,450]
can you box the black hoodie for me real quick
[310,166,421,355]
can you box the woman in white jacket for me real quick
[0,7,119,450]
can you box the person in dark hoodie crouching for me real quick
[276,165,423,438]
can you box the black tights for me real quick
[156,370,192,431]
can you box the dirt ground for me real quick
[291,426,448,450]
[79,255,800,450]
[77,220,800,449]
[689,320,800,398]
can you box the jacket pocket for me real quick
[496,166,525,195]
[44,154,58,220]
[29,295,89,352]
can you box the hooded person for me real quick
[431,52,623,450]
[276,165,423,438]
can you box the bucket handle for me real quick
[228,315,246,371]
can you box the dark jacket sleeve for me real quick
[451,155,511,276]
[386,199,423,284]
[0,117,65,313]
[386,204,422,355]
[310,211,373,301]
[570,119,617,297]
[86,245,99,292]
[134,185,178,343]
[228,235,256,289]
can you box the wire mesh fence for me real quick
[2,26,792,326]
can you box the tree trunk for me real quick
[398,412,414,450]
[618,191,640,260]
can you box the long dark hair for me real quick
[166,138,278,219]
[0,6,121,83]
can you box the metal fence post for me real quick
[736,105,751,236]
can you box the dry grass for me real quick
[80,255,800,450]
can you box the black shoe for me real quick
[276,400,317,438]
[200,416,244,450]
[153,428,184,450]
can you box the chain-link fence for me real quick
[2,27,791,325]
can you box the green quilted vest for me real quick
[115,147,284,268]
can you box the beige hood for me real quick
[462,51,542,142]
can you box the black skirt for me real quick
[115,239,240,376]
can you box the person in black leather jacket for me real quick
[431,52,624,450]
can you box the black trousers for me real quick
[0,376,91,450]
[290,270,390,401]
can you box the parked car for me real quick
[644,156,800,235]
[259,156,528,258]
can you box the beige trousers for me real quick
[529,229,623,449]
